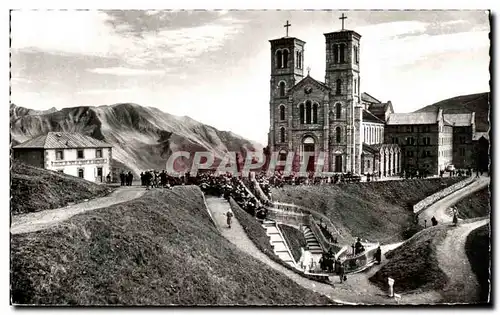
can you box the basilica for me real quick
[267,17,402,177]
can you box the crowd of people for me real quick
[119,171,134,186]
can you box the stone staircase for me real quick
[262,220,296,267]
[302,225,323,255]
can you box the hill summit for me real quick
[414,92,490,132]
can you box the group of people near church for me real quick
[119,170,134,186]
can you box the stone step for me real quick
[269,234,283,243]
[275,251,294,263]
[273,242,288,252]
[266,226,280,234]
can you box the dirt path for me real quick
[206,196,400,305]
[418,176,490,225]
[435,218,489,303]
[11,186,146,235]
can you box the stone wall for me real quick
[413,176,476,214]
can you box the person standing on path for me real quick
[225,211,233,228]
[452,209,459,227]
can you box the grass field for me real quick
[454,187,491,219]
[279,224,307,263]
[11,186,333,305]
[271,178,462,243]
[10,161,113,215]
[368,226,449,293]
[465,224,491,303]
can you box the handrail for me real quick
[309,216,343,254]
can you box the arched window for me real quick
[312,103,318,124]
[279,81,286,97]
[336,79,342,95]
[296,51,300,69]
[299,52,302,69]
[333,44,338,64]
[283,50,289,68]
[354,78,357,94]
[335,102,341,119]
[354,46,359,64]
[276,50,283,69]
[280,127,286,143]
[279,105,285,121]
[336,127,342,144]
[340,43,345,63]
[299,103,305,124]
[305,101,312,124]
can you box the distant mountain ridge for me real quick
[414,92,490,132]
[10,103,263,176]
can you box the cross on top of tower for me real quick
[339,13,347,30]
[283,20,291,37]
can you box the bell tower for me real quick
[268,20,305,153]
[325,13,362,173]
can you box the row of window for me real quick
[278,127,343,143]
[405,150,432,158]
[364,126,384,144]
[277,78,347,97]
[278,102,344,123]
[391,136,432,145]
[275,49,303,69]
[388,125,433,133]
[438,149,453,157]
[55,148,103,160]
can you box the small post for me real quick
[388,277,395,297]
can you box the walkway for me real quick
[11,186,146,235]
[205,196,398,305]
[418,176,490,225]
[435,218,489,303]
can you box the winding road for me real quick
[418,176,490,225]
[10,186,146,235]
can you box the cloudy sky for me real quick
[10,10,490,144]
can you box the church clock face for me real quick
[304,86,313,94]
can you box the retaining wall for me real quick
[413,176,476,214]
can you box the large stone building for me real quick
[13,132,112,183]
[267,19,401,176]
[267,17,479,176]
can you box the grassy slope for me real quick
[454,187,491,219]
[369,226,449,293]
[279,224,307,263]
[10,161,113,215]
[465,224,491,303]
[11,186,332,305]
[271,178,462,243]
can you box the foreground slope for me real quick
[10,161,112,215]
[10,103,263,175]
[11,186,332,305]
[271,178,462,243]
[415,92,490,132]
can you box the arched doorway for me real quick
[335,155,343,173]
[302,136,315,172]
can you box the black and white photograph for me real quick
[8,7,492,307]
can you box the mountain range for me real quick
[10,103,263,176]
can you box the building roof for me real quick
[386,112,438,125]
[443,113,475,126]
[362,143,400,155]
[368,101,394,121]
[363,109,385,124]
[473,131,489,141]
[361,92,381,104]
[288,74,331,94]
[13,132,112,149]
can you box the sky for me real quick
[10,10,490,145]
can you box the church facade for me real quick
[267,23,401,176]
